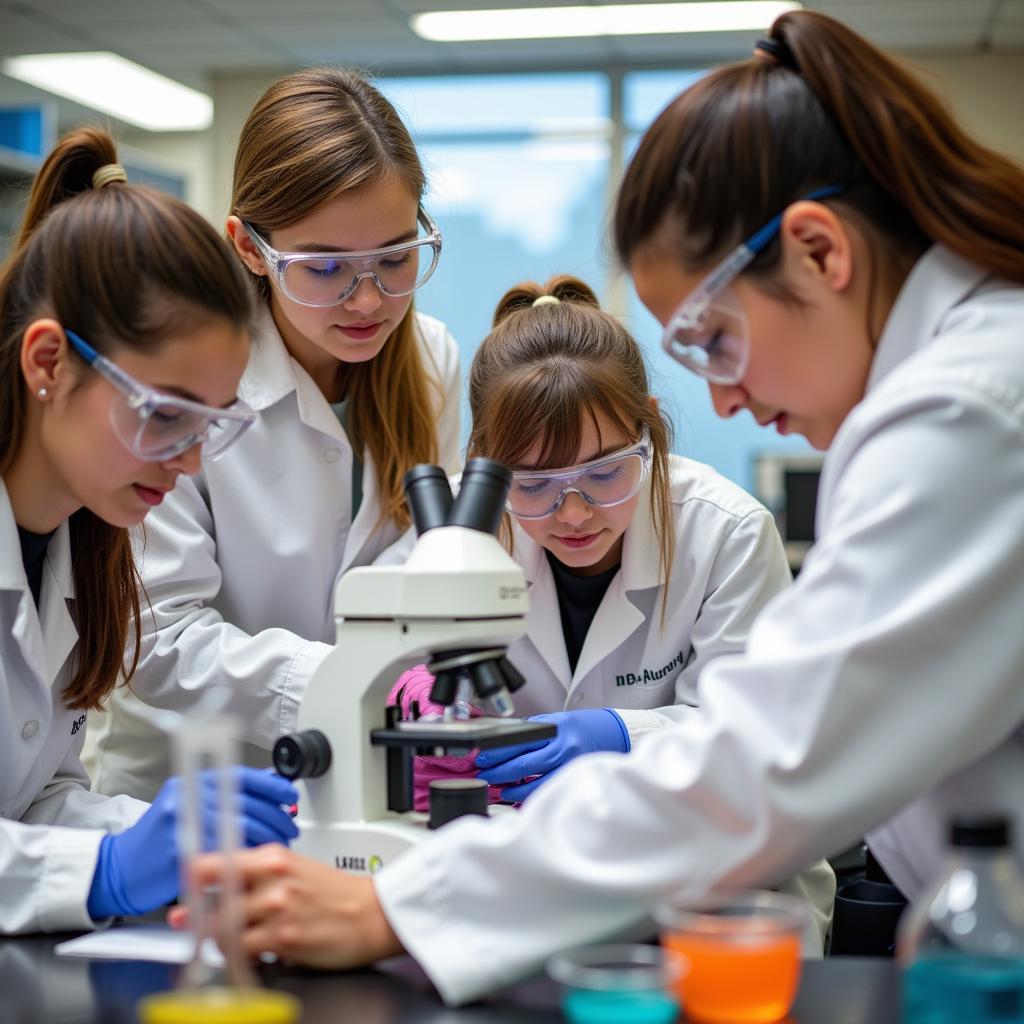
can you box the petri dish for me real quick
[547,942,685,1024]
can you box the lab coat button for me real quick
[324,449,341,463]
[21,720,39,740]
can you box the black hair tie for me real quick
[754,34,799,72]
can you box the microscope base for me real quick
[293,816,428,876]
[294,804,518,876]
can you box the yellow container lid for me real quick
[138,987,301,1024]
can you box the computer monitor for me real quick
[753,453,824,573]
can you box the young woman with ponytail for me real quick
[177,14,1024,1005]
[89,68,462,802]
[0,127,299,934]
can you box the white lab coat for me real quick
[505,454,793,741]
[88,306,461,801]
[375,246,1024,1005]
[0,481,147,934]
[500,457,835,949]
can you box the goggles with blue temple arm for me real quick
[661,186,846,384]
[65,328,255,462]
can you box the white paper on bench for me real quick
[54,924,224,966]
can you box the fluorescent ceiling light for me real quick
[2,53,213,132]
[413,2,802,41]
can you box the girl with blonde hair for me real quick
[389,274,834,949]
[90,68,461,800]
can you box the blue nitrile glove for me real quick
[87,767,298,920]
[474,708,630,802]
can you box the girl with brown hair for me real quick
[90,68,462,801]
[390,273,835,949]
[0,126,299,934]
[393,274,792,794]
[178,12,1024,1003]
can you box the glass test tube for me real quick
[137,702,299,1024]
[173,710,255,992]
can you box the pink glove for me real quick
[388,665,504,812]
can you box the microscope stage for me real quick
[370,717,556,751]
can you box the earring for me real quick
[36,387,48,399]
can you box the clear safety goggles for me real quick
[65,329,256,462]
[243,208,442,308]
[507,428,652,520]
[661,186,846,385]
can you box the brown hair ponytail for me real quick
[615,11,1024,288]
[0,126,253,710]
[776,12,1024,284]
[469,276,676,617]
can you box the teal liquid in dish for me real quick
[562,987,679,1024]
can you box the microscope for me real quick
[271,459,555,875]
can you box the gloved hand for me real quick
[87,767,298,920]
[388,665,503,811]
[475,708,630,802]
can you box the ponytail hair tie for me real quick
[92,164,128,189]
[753,35,799,72]
[531,294,560,308]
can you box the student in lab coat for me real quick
[393,274,795,794]
[0,128,298,934]
[388,274,835,949]
[181,11,1024,1003]
[89,68,462,801]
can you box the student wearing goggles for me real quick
[65,329,255,463]
[0,126,297,939]
[90,68,464,805]
[242,208,442,308]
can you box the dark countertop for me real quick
[0,931,900,1024]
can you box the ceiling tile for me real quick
[24,0,205,27]
[204,0,386,14]
[92,23,287,63]
[0,4,91,55]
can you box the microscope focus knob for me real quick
[272,729,332,780]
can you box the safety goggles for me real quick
[65,329,255,462]
[506,428,652,520]
[661,186,846,385]
[243,208,442,308]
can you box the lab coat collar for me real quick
[239,306,346,441]
[238,305,298,412]
[620,480,662,593]
[512,480,658,689]
[868,245,991,393]
[0,478,77,687]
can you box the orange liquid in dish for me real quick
[661,930,801,1023]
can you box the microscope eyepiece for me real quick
[403,464,454,536]
[448,458,512,537]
